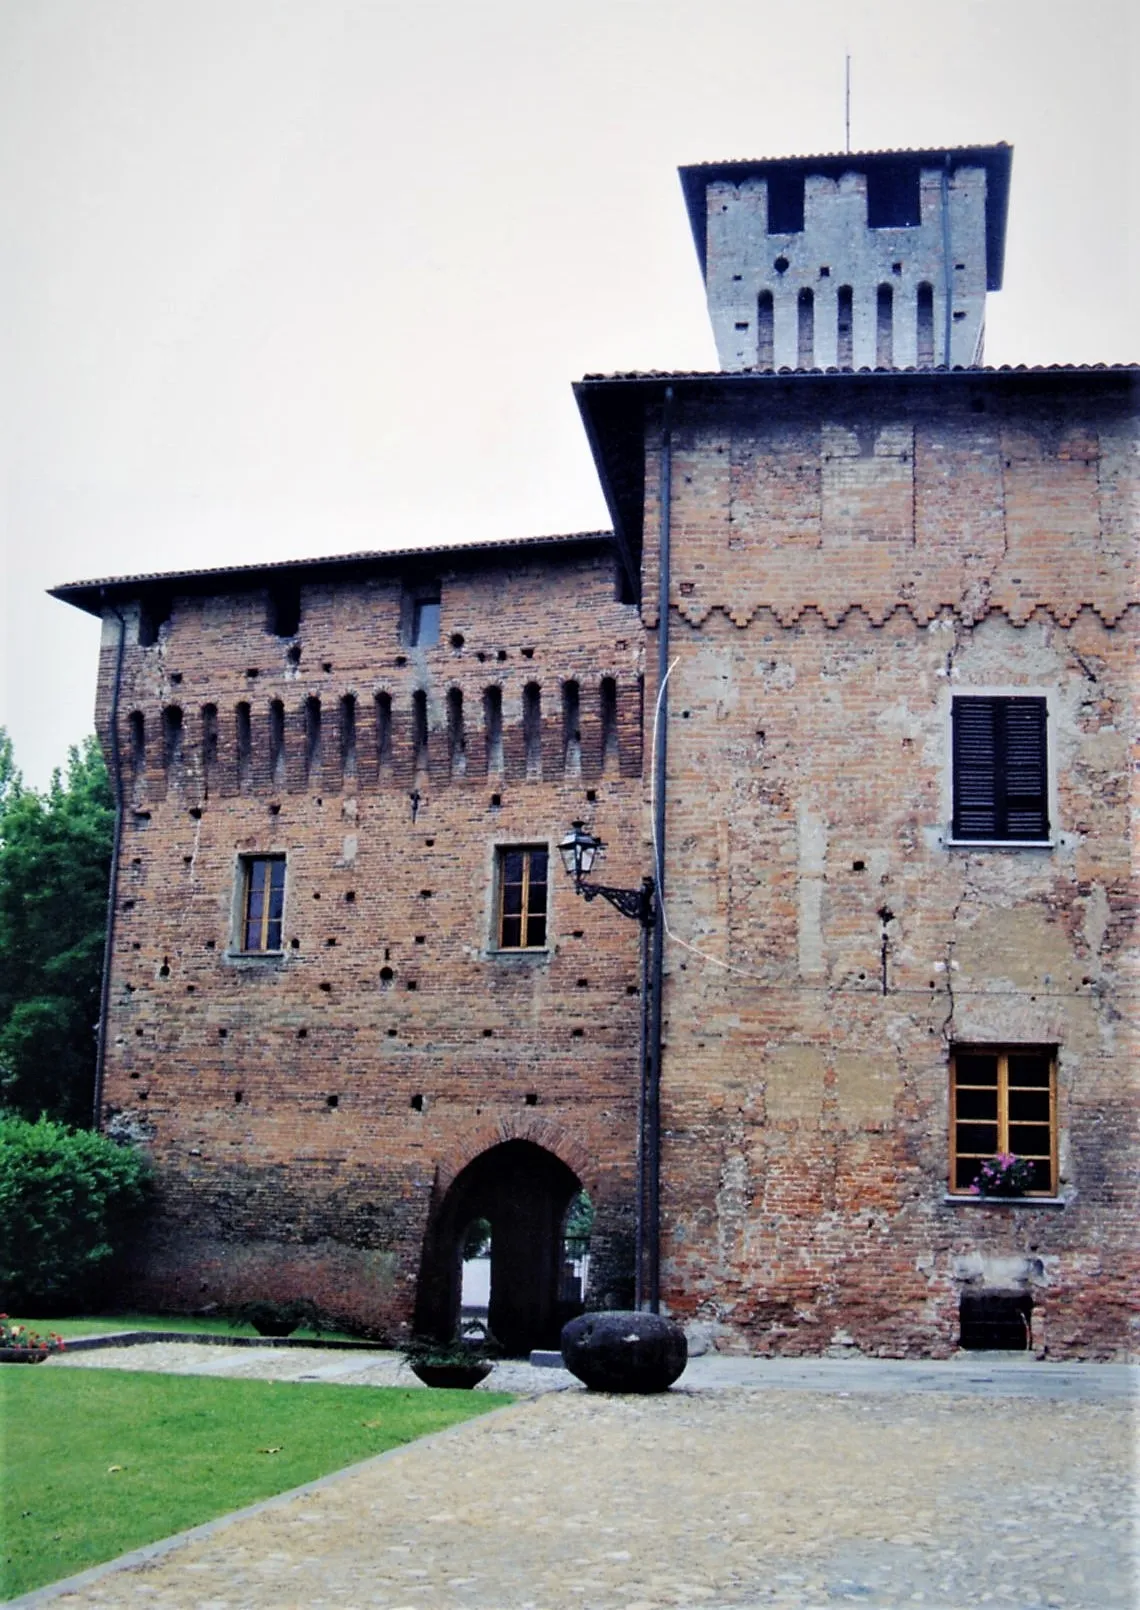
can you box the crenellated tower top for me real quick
[679,144,1012,372]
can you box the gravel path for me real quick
[27,1345,1138,1610]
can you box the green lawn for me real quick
[5,1313,363,1342]
[1,1368,511,1600]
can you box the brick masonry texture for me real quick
[94,551,645,1338]
[639,377,1137,1359]
[79,366,1138,1356]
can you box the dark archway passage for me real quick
[414,1140,583,1355]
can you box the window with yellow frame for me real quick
[949,1046,1057,1195]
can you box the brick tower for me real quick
[679,144,1011,372]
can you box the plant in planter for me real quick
[400,1332,498,1389]
[0,1315,66,1363]
[231,1299,327,1338]
[969,1153,1038,1197]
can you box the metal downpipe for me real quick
[92,603,127,1130]
[646,385,673,1312]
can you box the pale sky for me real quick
[1,0,1136,787]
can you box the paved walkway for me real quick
[25,1343,1139,1610]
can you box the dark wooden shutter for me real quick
[953,697,1048,841]
[1002,698,1049,839]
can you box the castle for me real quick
[56,143,1138,1358]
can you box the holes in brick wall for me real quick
[158,958,170,978]
[734,321,749,331]
[576,978,589,988]
[450,632,465,649]
[234,1090,243,1104]
[797,287,814,367]
[876,283,894,367]
[489,793,502,808]
[287,643,302,665]
[380,967,394,984]
[819,265,830,277]
[481,685,504,775]
[852,860,866,871]
[916,282,935,367]
[412,689,429,772]
[585,790,596,803]
[482,1028,493,1037]
[772,255,789,274]
[131,941,141,950]
[290,937,300,949]
[420,889,433,899]
[319,981,332,993]
[325,937,337,947]
[525,1092,538,1106]
[562,680,582,776]
[122,898,135,911]
[521,646,535,659]
[600,678,618,773]
[406,980,418,991]
[268,580,301,638]
[135,1027,144,1037]
[571,1028,584,1039]
[375,691,392,775]
[387,1028,398,1037]
[326,1094,339,1109]
[345,890,356,902]
[626,984,639,996]
[410,1093,424,1111]
[523,683,542,778]
[305,696,322,783]
[233,701,251,788]
[572,930,584,939]
[189,806,202,820]
[395,654,407,668]
[757,290,774,369]
[183,855,193,864]
[340,694,357,780]
[186,984,195,993]
[953,309,967,322]
[414,934,425,944]
[447,687,467,778]
[321,660,333,673]
[162,705,184,771]
[201,703,219,773]
[836,285,854,370]
[297,1028,308,1038]
[137,594,171,647]
[313,891,321,900]
[245,668,260,680]
[217,1026,227,1037]
[892,261,903,275]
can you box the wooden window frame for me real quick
[239,855,287,954]
[949,1046,1058,1196]
[495,845,549,952]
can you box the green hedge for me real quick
[0,1114,150,1311]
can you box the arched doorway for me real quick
[414,1140,584,1355]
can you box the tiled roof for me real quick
[51,530,616,615]
[579,363,1139,383]
[681,142,1011,169]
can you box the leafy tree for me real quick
[0,1113,150,1311]
[0,734,114,1125]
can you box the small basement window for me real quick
[959,1292,1032,1351]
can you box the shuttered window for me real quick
[952,697,1049,841]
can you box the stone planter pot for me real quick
[561,1311,687,1393]
[0,1347,50,1363]
[410,1360,492,1390]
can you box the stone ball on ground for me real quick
[560,1310,688,1393]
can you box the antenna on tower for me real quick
[845,54,851,152]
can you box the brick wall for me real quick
[640,378,1138,1359]
[94,549,646,1337]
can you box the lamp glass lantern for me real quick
[558,821,602,890]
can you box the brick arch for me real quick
[433,1115,595,1199]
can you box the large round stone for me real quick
[560,1310,688,1393]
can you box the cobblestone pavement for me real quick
[30,1344,1138,1610]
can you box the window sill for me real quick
[944,839,1055,850]
[225,950,286,962]
[944,1193,1066,1208]
[485,946,550,963]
